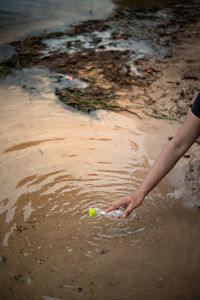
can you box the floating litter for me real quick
[88,207,127,218]
[88,208,96,217]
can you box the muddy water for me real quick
[0,67,148,242]
[0,67,200,300]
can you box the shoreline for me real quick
[0,2,199,116]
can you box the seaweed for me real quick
[0,54,25,75]
[55,85,140,116]
[0,36,46,76]
[144,111,177,121]
[56,86,119,112]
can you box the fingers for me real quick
[105,203,118,213]
[105,208,113,213]
[106,200,134,218]
[105,191,143,218]
[123,197,143,217]
[122,203,134,218]
[105,198,126,213]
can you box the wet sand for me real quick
[0,2,200,300]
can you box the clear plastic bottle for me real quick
[89,207,124,218]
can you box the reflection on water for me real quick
[0,0,114,46]
[0,0,182,48]
[0,67,151,251]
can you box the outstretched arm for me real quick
[106,111,200,218]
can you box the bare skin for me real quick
[106,111,200,218]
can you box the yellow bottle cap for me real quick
[88,208,96,217]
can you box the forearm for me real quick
[106,110,200,217]
[137,140,187,197]
[138,112,200,198]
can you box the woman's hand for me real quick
[105,190,145,218]
[106,102,200,219]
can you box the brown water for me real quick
[0,68,200,299]
[0,68,148,239]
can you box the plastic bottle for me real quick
[88,207,124,218]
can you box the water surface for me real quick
[0,0,114,46]
[0,0,182,46]
[0,67,199,300]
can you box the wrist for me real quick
[135,186,148,199]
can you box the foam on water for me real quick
[40,11,171,62]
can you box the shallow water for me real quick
[0,66,200,300]
[0,68,176,246]
[0,67,149,243]
[0,0,114,46]
[0,0,181,47]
